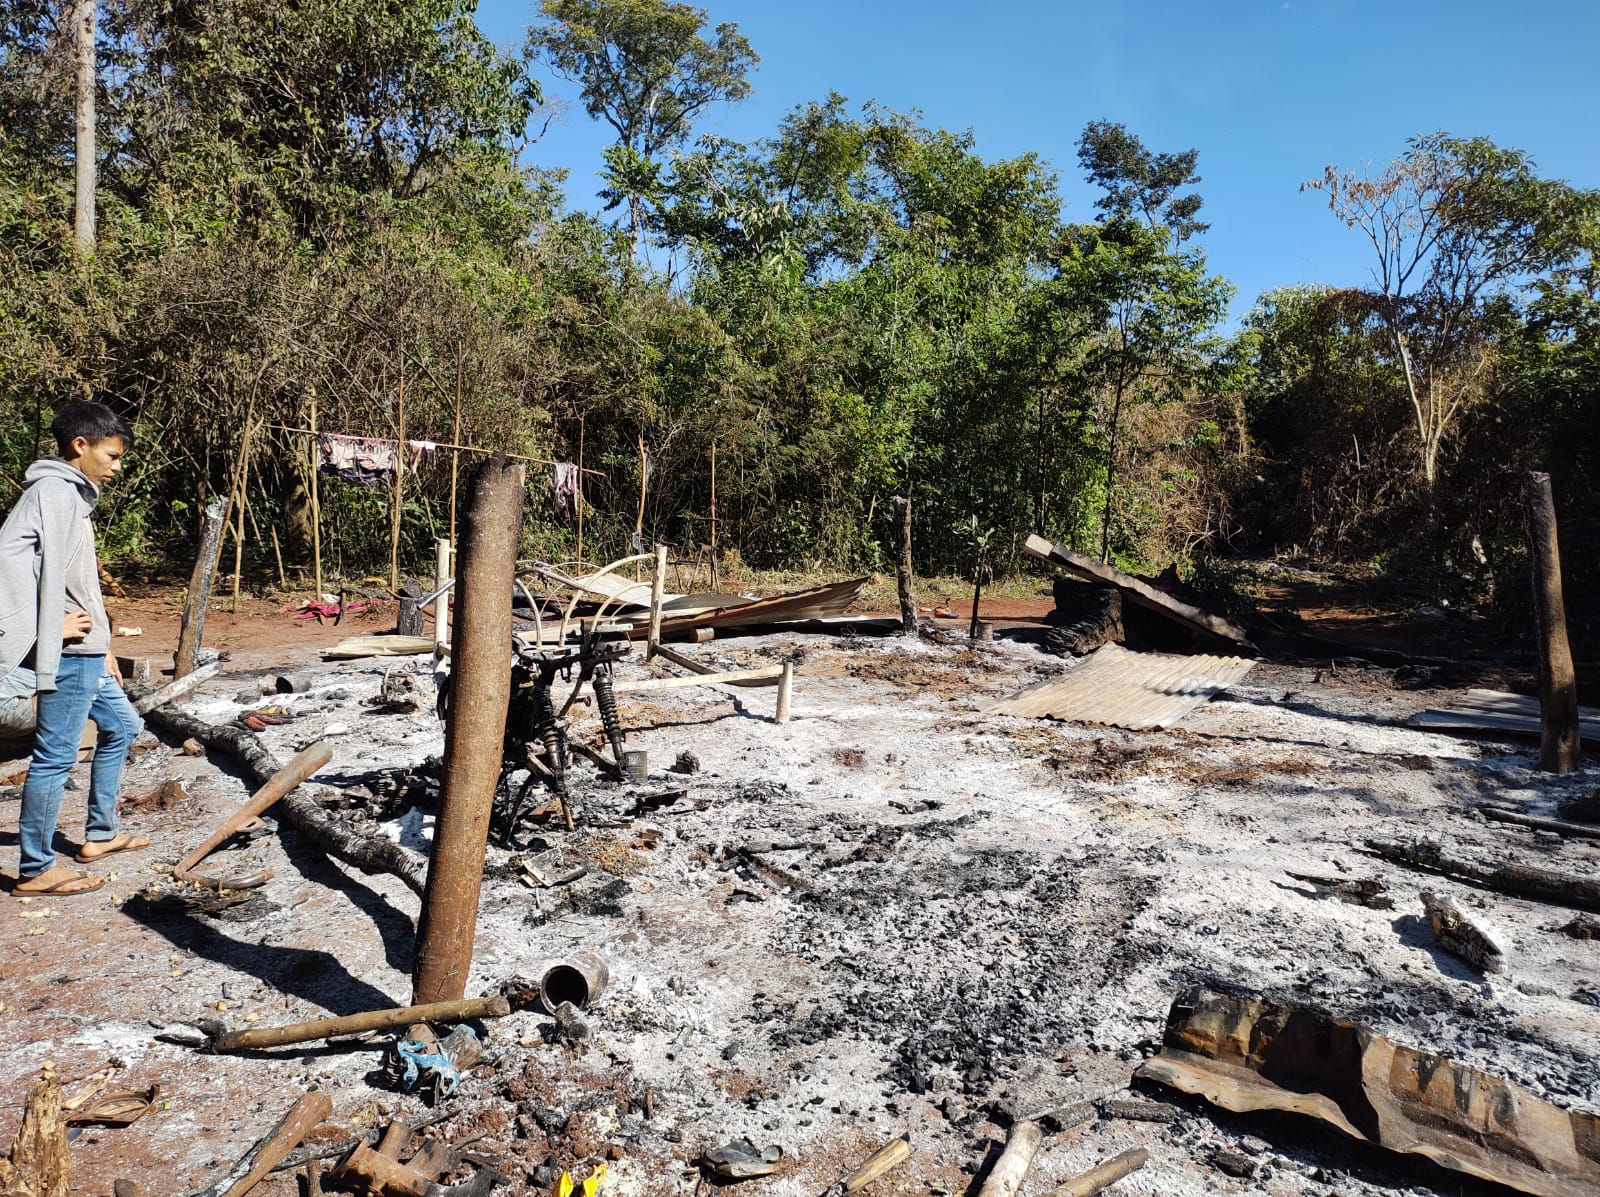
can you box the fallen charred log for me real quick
[131,683,427,897]
[1365,837,1600,913]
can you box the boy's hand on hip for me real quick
[63,611,92,641]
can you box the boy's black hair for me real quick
[50,400,135,455]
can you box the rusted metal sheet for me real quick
[1408,688,1600,748]
[1137,989,1600,1197]
[985,643,1253,729]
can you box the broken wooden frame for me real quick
[616,642,794,724]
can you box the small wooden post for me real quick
[390,355,406,594]
[308,395,323,599]
[1525,471,1580,773]
[575,412,586,564]
[895,494,916,634]
[230,423,254,614]
[413,455,524,1005]
[175,499,226,678]
[775,661,793,724]
[433,537,451,662]
[709,439,718,588]
[647,543,668,659]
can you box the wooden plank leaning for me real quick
[173,741,333,891]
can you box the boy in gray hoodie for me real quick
[2,401,147,895]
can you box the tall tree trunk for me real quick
[1099,375,1126,564]
[72,0,95,255]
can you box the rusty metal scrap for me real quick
[1136,989,1600,1197]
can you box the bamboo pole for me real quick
[1525,471,1580,774]
[634,433,648,579]
[449,353,462,548]
[210,995,510,1053]
[412,456,524,1005]
[709,439,718,589]
[433,538,451,662]
[269,526,286,590]
[575,413,586,565]
[230,423,254,615]
[390,356,406,595]
[308,396,323,598]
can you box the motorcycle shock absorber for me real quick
[592,666,626,762]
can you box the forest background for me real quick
[3,0,1599,649]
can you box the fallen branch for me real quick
[278,789,427,897]
[1048,1148,1149,1197]
[1480,805,1600,842]
[831,1135,911,1195]
[210,994,510,1053]
[130,684,427,897]
[1365,837,1600,914]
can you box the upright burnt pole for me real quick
[1525,471,1580,774]
[413,455,523,1003]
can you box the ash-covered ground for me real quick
[2,629,1598,1196]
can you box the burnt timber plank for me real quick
[1024,534,1255,653]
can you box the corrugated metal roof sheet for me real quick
[985,643,1254,729]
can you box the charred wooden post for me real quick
[1525,471,1580,773]
[412,455,524,1005]
[895,495,915,634]
[174,498,227,678]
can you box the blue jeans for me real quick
[17,655,143,878]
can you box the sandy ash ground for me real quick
[2,595,1599,1197]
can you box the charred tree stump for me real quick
[174,499,226,679]
[412,455,523,1005]
[1525,472,1580,773]
[1045,579,1124,657]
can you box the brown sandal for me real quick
[74,831,152,863]
[15,868,106,896]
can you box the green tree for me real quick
[530,0,756,257]
[1305,133,1592,496]
[1078,119,1207,244]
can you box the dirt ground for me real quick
[1,584,1597,1197]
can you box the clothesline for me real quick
[266,424,604,477]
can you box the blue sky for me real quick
[474,0,1599,321]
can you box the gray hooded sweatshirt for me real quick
[0,458,105,692]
